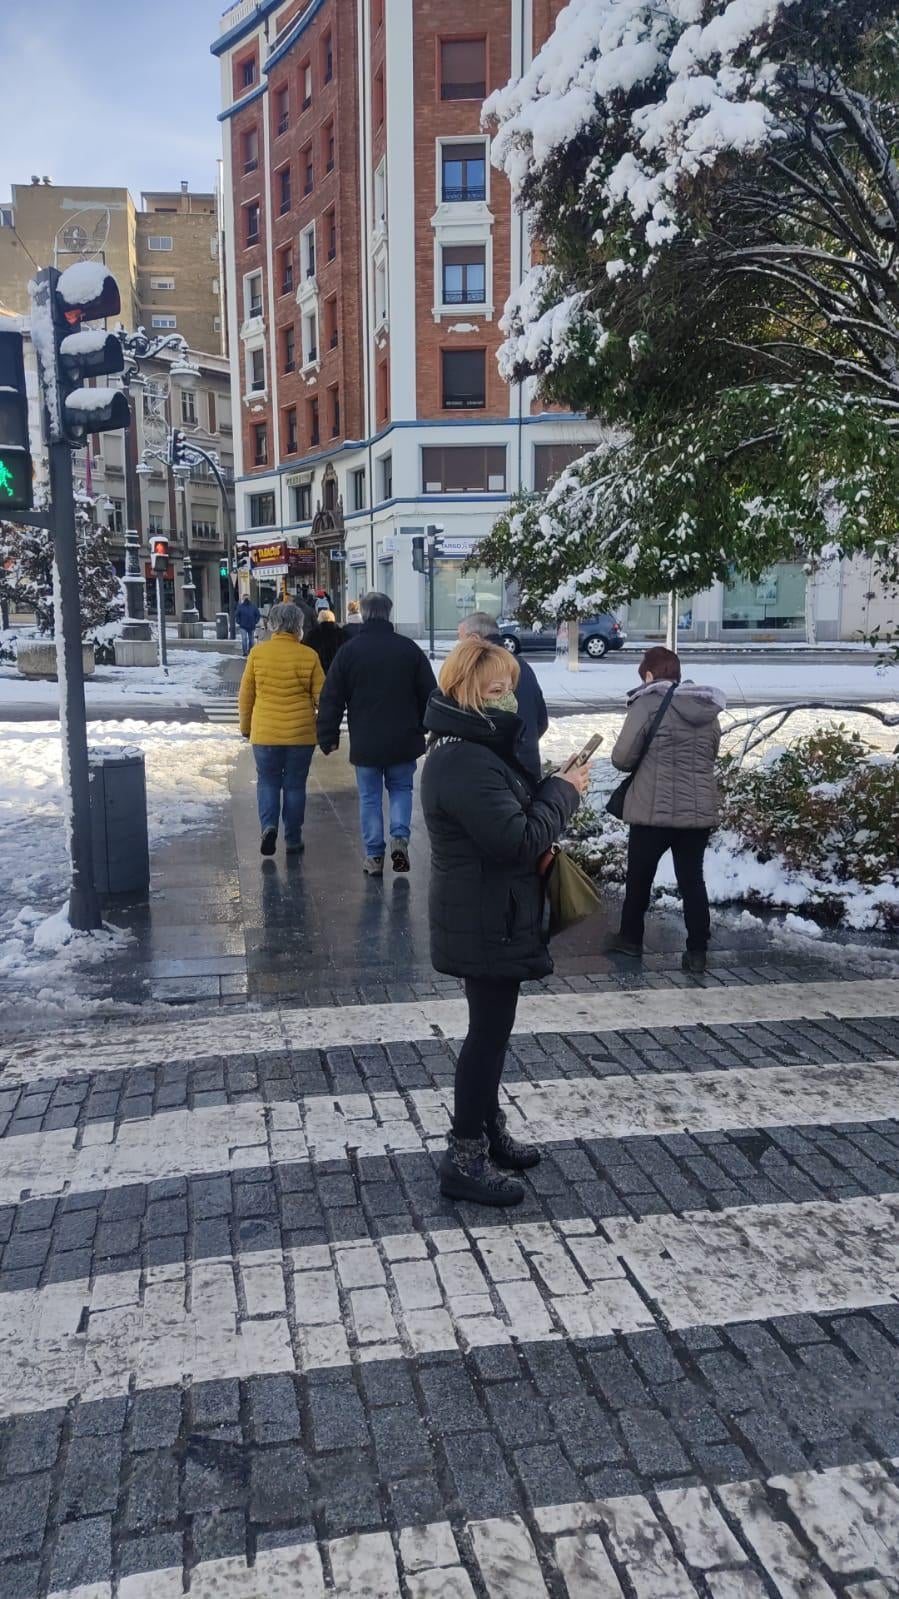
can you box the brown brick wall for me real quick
[136,212,220,355]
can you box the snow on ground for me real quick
[530,655,899,705]
[0,649,232,709]
[543,709,899,941]
[0,720,239,1017]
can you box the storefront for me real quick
[249,540,314,605]
[423,538,504,631]
[722,563,806,631]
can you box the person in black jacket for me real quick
[306,610,347,673]
[458,611,549,780]
[421,637,590,1207]
[317,591,437,875]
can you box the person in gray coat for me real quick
[608,646,725,973]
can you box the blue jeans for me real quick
[355,761,416,857]
[240,627,254,656]
[253,744,314,844]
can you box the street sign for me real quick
[329,548,346,562]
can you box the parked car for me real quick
[497,615,626,659]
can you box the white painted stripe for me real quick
[44,1460,899,1598]
[4,977,898,1087]
[2,1196,898,1419]
[4,1057,898,1207]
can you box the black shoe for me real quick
[260,828,277,856]
[439,1133,524,1207]
[285,837,305,855]
[486,1108,541,1171]
[607,935,643,958]
[682,949,707,974]
[390,837,410,873]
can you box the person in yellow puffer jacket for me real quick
[239,601,325,857]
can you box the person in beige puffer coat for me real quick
[608,647,725,974]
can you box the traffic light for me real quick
[0,329,33,511]
[412,536,425,574]
[219,558,229,579]
[32,264,129,446]
[235,539,250,570]
[170,429,188,467]
[151,534,170,576]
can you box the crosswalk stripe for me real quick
[3,1058,897,1208]
[37,1459,899,1598]
[5,976,899,1085]
[2,1195,898,1419]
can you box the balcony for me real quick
[443,393,485,410]
[442,184,486,203]
[442,287,485,305]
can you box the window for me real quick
[250,346,266,392]
[534,443,589,491]
[374,67,385,128]
[151,314,177,329]
[322,31,333,84]
[108,499,125,534]
[282,323,296,373]
[245,271,263,318]
[440,38,486,101]
[240,56,256,88]
[329,386,340,437]
[192,519,219,542]
[150,275,175,291]
[722,563,807,631]
[147,235,173,251]
[208,391,217,433]
[279,245,294,295]
[441,141,487,202]
[285,407,298,453]
[302,144,314,195]
[351,467,366,511]
[278,164,291,214]
[245,202,260,245]
[374,160,387,227]
[380,453,392,499]
[442,348,485,409]
[324,295,338,349]
[249,491,275,527]
[253,423,268,466]
[308,397,320,447]
[302,224,316,279]
[323,473,337,511]
[276,85,290,134]
[292,481,312,520]
[302,310,318,366]
[326,208,336,261]
[422,445,506,493]
[375,260,387,324]
[324,120,335,173]
[442,244,486,305]
[214,315,222,332]
[376,360,389,423]
[181,389,197,424]
[243,128,259,174]
[302,62,312,110]
[148,507,165,535]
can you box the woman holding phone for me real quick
[421,637,591,1207]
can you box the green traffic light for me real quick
[0,451,34,510]
[0,458,15,496]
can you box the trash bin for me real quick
[215,612,229,640]
[88,746,150,896]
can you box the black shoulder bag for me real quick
[606,683,676,820]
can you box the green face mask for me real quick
[485,691,518,715]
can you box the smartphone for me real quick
[561,733,602,772]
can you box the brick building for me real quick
[137,187,225,356]
[213,0,605,631]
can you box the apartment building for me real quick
[214,0,602,630]
[137,188,225,355]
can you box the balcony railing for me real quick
[443,393,486,409]
[442,286,485,304]
[244,157,258,174]
[282,270,294,293]
[248,299,263,317]
[284,358,295,374]
[442,184,486,202]
[246,231,260,247]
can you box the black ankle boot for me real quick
[439,1132,524,1207]
[682,949,707,974]
[486,1108,540,1171]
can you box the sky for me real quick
[0,0,226,204]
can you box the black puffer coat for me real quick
[421,693,581,981]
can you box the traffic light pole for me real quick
[155,575,169,671]
[428,539,436,662]
[49,438,103,931]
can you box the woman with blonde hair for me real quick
[421,636,590,1206]
[239,601,324,856]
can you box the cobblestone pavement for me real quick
[1,960,899,1598]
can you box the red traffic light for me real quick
[56,261,122,325]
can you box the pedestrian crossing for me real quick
[202,692,240,725]
[2,964,899,1597]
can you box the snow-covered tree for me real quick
[478,0,899,617]
[0,493,124,635]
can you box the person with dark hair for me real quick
[317,591,437,875]
[608,647,725,974]
[306,609,347,673]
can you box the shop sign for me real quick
[437,537,480,558]
[287,547,315,575]
[285,471,313,489]
[251,540,289,569]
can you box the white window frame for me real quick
[147,235,174,252]
[150,276,175,291]
[151,314,177,329]
[301,307,320,371]
[300,223,316,284]
[241,270,265,338]
[351,466,367,511]
[180,389,197,424]
[431,138,494,323]
[437,137,490,207]
[246,343,268,397]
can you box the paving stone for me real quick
[0,1473,51,1559]
[123,1450,180,1530]
[619,1407,691,1476]
[308,1378,369,1451]
[182,1442,247,1512]
[60,1436,123,1517]
[2,1408,65,1475]
[310,1450,382,1537]
[370,1405,434,1478]
[130,1389,182,1451]
[48,1515,112,1591]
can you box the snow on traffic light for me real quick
[30,264,130,446]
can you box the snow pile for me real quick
[56,259,110,308]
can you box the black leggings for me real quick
[453,977,521,1140]
[620,825,711,951]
